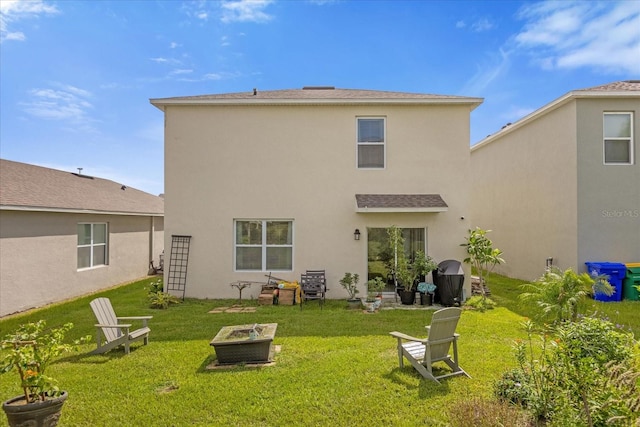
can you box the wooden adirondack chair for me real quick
[389,307,470,383]
[90,297,152,354]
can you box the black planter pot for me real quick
[419,293,433,306]
[2,391,67,427]
[398,289,416,305]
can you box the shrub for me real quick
[464,295,496,311]
[147,279,181,309]
[497,316,639,425]
[494,368,532,406]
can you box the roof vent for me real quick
[302,86,335,90]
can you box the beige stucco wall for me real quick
[470,102,579,281]
[0,211,164,316]
[164,104,473,300]
[576,98,640,267]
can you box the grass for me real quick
[0,274,638,426]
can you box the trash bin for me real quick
[585,262,626,302]
[433,260,464,307]
[623,262,640,301]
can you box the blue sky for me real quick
[1,0,639,196]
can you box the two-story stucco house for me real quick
[151,87,482,300]
[470,81,640,281]
[0,159,164,316]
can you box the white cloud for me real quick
[20,83,97,132]
[0,0,58,42]
[515,1,640,74]
[169,42,180,49]
[170,69,193,75]
[221,0,273,23]
[460,48,512,95]
[455,20,466,29]
[471,18,494,32]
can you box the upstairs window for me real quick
[603,112,633,164]
[357,117,385,168]
[77,223,108,269]
[235,220,293,271]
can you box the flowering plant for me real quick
[0,320,89,404]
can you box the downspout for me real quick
[149,216,155,266]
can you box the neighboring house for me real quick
[0,159,164,317]
[150,87,482,300]
[470,80,640,282]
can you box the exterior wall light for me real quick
[354,229,361,241]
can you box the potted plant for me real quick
[395,251,438,306]
[1,320,89,427]
[363,277,386,312]
[339,272,361,309]
[366,277,386,301]
[417,282,437,306]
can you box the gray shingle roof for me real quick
[355,194,448,212]
[0,159,164,215]
[151,87,483,109]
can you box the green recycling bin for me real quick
[623,262,640,301]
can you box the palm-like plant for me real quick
[519,267,613,324]
[461,227,504,299]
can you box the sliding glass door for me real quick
[367,227,426,292]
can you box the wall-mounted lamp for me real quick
[354,229,361,241]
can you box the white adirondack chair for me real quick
[90,297,152,354]
[390,307,470,383]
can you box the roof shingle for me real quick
[355,194,448,212]
[151,87,483,109]
[0,159,164,215]
[577,80,640,92]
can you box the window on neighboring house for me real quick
[77,223,108,269]
[357,117,385,168]
[235,220,293,271]
[604,112,634,164]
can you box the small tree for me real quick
[519,266,613,324]
[339,272,360,300]
[461,227,504,298]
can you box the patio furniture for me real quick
[300,269,327,309]
[90,297,152,354]
[389,307,470,383]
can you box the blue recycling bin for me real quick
[585,262,626,302]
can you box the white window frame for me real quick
[234,219,294,272]
[77,222,108,270]
[603,112,634,165]
[356,117,386,169]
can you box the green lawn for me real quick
[0,274,637,426]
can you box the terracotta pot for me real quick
[2,391,67,427]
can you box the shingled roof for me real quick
[0,159,164,216]
[151,87,483,110]
[355,194,448,213]
[578,80,640,92]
